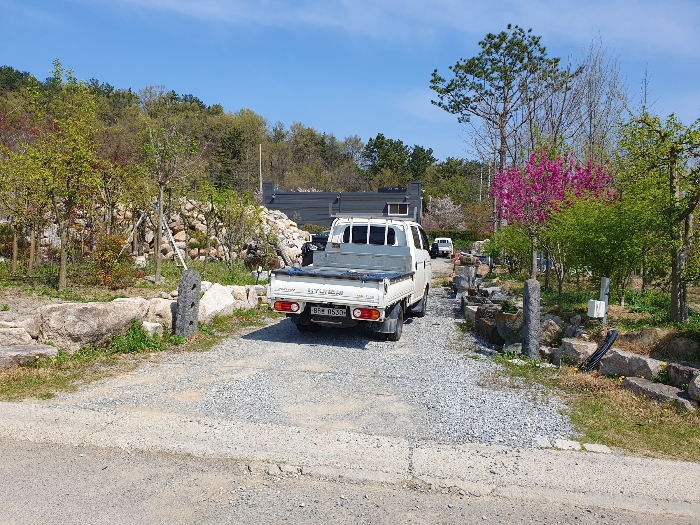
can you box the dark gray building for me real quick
[262,182,423,227]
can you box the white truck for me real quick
[268,216,432,341]
[434,237,454,258]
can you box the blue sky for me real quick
[2,0,699,161]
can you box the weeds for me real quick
[492,354,700,462]
[109,320,167,354]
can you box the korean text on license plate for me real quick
[311,307,346,317]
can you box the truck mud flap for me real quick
[376,301,401,333]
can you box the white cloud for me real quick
[397,88,454,123]
[103,0,700,58]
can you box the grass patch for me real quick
[540,286,592,317]
[492,356,700,462]
[0,259,265,302]
[0,309,275,401]
[0,347,141,401]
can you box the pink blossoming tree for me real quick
[491,148,611,279]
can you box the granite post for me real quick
[522,279,541,359]
[174,269,201,337]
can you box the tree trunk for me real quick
[544,249,551,291]
[557,270,564,295]
[155,184,164,283]
[106,203,112,235]
[11,226,18,273]
[132,214,139,255]
[58,224,68,290]
[530,233,537,280]
[670,214,692,323]
[35,224,42,268]
[28,228,35,274]
[204,222,211,276]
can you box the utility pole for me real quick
[259,143,263,193]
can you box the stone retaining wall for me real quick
[0,280,269,368]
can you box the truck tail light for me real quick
[352,308,380,320]
[274,301,300,313]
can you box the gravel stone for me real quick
[63,284,575,449]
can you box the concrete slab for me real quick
[0,402,700,517]
[583,443,612,454]
[553,439,582,451]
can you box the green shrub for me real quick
[109,319,166,354]
[299,223,328,234]
[90,234,136,289]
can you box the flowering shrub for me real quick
[491,148,611,232]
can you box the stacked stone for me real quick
[38,199,311,268]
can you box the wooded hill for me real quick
[0,62,490,234]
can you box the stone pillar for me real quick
[174,269,201,337]
[522,279,541,359]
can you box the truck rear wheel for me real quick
[384,306,403,341]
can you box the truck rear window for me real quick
[341,225,397,245]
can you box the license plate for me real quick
[311,307,346,317]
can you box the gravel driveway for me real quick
[61,283,574,448]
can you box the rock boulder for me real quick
[622,376,698,411]
[689,374,700,402]
[475,317,505,345]
[37,298,149,354]
[0,344,59,370]
[198,283,237,324]
[540,318,564,346]
[665,338,700,360]
[560,338,597,366]
[0,328,34,346]
[145,298,177,330]
[667,362,700,389]
[599,348,664,378]
[494,312,522,343]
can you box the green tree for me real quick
[430,25,570,232]
[213,189,265,272]
[617,111,700,322]
[141,125,199,282]
[36,61,101,289]
[543,197,659,302]
[0,65,34,93]
[213,126,246,189]
[485,224,531,276]
[360,133,435,188]
[430,25,564,174]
